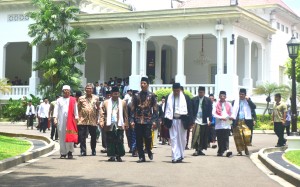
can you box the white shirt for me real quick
[38,102,50,118]
[213,102,232,130]
[232,99,252,120]
[195,97,204,124]
[26,105,35,115]
[95,86,101,95]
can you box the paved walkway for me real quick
[0,123,288,187]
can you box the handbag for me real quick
[164,118,173,128]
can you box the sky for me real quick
[123,0,300,16]
[283,0,300,16]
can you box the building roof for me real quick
[178,0,296,15]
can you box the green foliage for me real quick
[284,150,300,167]
[0,78,11,94]
[27,0,89,100]
[285,53,300,82]
[2,94,41,122]
[154,88,193,102]
[255,114,300,130]
[0,135,31,160]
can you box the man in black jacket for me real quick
[191,86,212,156]
[231,88,256,156]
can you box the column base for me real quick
[29,76,40,95]
[175,74,186,85]
[129,75,142,91]
[215,74,239,101]
[285,135,300,152]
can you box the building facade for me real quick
[0,0,299,102]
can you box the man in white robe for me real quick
[53,85,79,159]
[164,83,193,163]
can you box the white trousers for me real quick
[58,124,74,155]
[169,119,187,160]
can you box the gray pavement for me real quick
[0,123,285,186]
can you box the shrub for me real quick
[2,94,41,122]
[154,88,193,102]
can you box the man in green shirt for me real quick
[272,93,287,147]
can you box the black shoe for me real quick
[60,154,67,159]
[148,153,153,160]
[137,158,146,163]
[185,146,190,150]
[116,156,122,162]
[92,150,96,156]
[226,151,232,157]
[101,149,107,153]
[217,153,223,157]
[108,157,116,162]
[81,152,87,156]
[172,159,177,163]
[67,152,73,159]
[211,144,217,149]
[198,151,205,156]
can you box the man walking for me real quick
[231,88,256,156]
[100,86,128,162]
[212,91,233,157]
[77,83,100,156]
[25,100,35,129]
[130,77,158,163]
[164,83,193,163]
[53,85,79,159]
[38,98,50,133]
[191,86,212,156]
[272,93,287,147]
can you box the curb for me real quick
[258,147,300,186]
[0,132,55,172]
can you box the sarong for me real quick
[233,120,251,152]
[191,123,208,150]
[106,125,125,157]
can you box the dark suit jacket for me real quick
[191,96,212,124]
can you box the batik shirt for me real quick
[78,94,100,125]
[130,90,158,125]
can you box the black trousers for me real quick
[135,123,152,159]
[40,118,48,132]
[101,127,107,149]
[216,129,230,154]
[78,125,97,154]
[284,121,291,136]
[27,115,34,128]
[50,118,58,140]
[274,122,285,146]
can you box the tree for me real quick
[0,78,11,94]
[285,51,300,82]
[27,0,89,100]
[253,82,289,117]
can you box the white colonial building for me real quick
[0,0,299,103]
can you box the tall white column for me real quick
[226,34,237,75]
[243,39,253,90]
[214,24,224,96]
[139,27,147,77]
[154,42,162,84]
[29,45,40,95]
[0,42,6,78]
[175,35,186,85]
[129,39,141,91]
[99,47,107,83]
[80,52,87,87]
[256,45,264,86]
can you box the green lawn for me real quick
[284,150,300,167]
[0,135,31,160]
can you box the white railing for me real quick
[149,84,215,96]
[0,86,30,100]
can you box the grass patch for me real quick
[284,150,300,167]
[0,118,10,122]
[0,135,31,160]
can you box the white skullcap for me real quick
[62,85,71,90]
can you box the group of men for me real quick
[51,76,264,163]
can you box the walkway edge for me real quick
[258,147,300,186]
[0,132,55,172]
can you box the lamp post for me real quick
[287,36,300,136]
